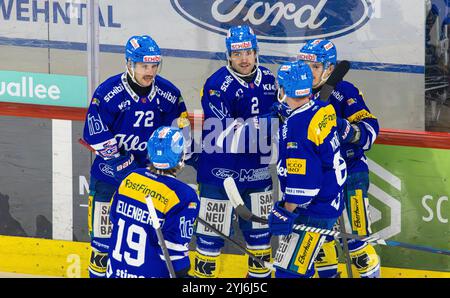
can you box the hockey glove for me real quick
[336,117,361,144]
[268,201,298,236]
[104,151,138,183]
[270,102,291,123]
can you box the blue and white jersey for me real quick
[314,80,379,173]
[107,168,199,278]
[197,66,277,190]
[277,100,346,217]
[83,73,189,186]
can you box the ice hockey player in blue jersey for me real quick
[106,126,199,278]
[194,25,277,278]
[298,39,381,278]
[82,35,190,278]
[268,61,347,278]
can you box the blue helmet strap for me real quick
[315,61,334,88]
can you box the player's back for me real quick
[278,100,346,217]
[107,168,199,278]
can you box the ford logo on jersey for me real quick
[171,0,372,43]
[211,168,240,180]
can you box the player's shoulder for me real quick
[205,66,229,88]
[335,80,360,95]
[154,75,183,107]
[155,75,181,94]
[305,100,337,143]
[259,65,275,78]
[162,176,199,203]
[122,168,158,183]
[94,73,124,102]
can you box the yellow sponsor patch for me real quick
[293,232,321,274]
[177,111,190,128]
[347,109,376,123]
[350,189,367,236]
[118,172,180,214]
[308,105,337,145]
[193,252,220,278]
[286,158,306,175]
[247,248,272,274]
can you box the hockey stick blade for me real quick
[224,177,269,224]
[319,60,350,102]
[224,177,244,208]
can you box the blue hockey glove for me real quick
[104,151,138,183]
[270,102,291,123]
[336,117,356,144]
[268,201,298,236]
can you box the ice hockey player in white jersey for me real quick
[106,126,199,278]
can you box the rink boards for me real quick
[0,114,449,277]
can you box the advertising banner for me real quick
[367,144,449,271]
[0,70,87,107]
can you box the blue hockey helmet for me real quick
[147,126,184,170]
[125,35,161,64]
[277,61,313,99]
[225,25,258,55]
[298,39,337,70]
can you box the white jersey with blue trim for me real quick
[83,73,189,186]
[197,66,277,189]
[277,100,346,217]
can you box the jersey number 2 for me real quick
[251,97,259,115]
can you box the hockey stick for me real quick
[196,217,275,271]
[319,60,351,102]
[145,195,177,278]
[224,177,450,256]
[337,215,353,278]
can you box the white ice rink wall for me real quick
[0,0,425,130]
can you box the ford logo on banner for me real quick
[171,0,373,43]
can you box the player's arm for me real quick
[200,81,237,153]
[83,85,120,159]
[82,86,137,182]
[160,190,200,277]
[160,90,195,165]
[335,82,379,150]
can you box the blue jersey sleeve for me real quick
[338,81,379,151]
[200,77,236,152]
[160,186,199,273]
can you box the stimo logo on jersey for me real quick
[171,0,373,43]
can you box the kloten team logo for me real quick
[171,0,374,43]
